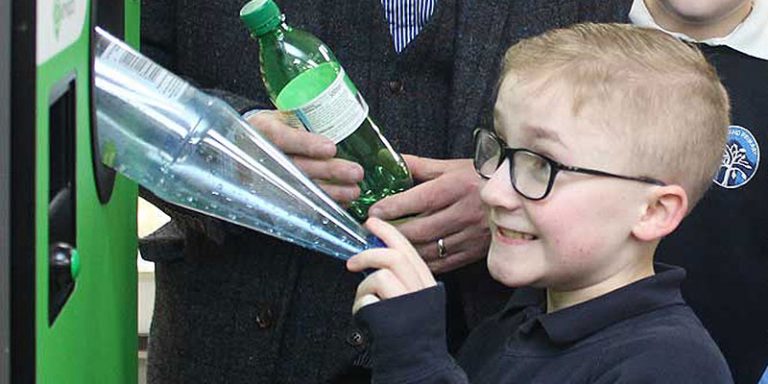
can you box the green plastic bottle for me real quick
[239,0,412,221]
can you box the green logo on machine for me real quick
[52,0,76,40]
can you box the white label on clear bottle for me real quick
[100,42,190,100]
[289,70,369,144]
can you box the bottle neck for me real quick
[254,16,291,39]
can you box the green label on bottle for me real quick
[275,62,368,144]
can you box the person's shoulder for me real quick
[569,0,632,23]
[603,304,722,360]
[592,305,732,383]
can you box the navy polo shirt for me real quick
[356,264,733,383]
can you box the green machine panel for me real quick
[8,0,140,381]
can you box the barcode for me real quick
[102,42,189,100]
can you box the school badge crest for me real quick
[714,125,760,189]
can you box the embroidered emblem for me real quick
[714,125,760,189]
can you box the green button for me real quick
[70,248,81,280]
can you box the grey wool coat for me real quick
[139,1,631,383]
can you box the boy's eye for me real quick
[527,155,550,181]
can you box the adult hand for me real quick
[367,156,490,274]
[246,110,363,205]
[347,217,437,315]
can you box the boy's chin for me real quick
[487,257,540,288]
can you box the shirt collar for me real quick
[630,0,768,60]
[530,263,686,345]
[504,287,545,313]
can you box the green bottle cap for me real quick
[240,0,282,37]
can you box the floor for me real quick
[139,350,148,384]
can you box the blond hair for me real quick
[499,23,729,207]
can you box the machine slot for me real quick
[48,76,78,325]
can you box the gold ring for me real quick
[437,238,447,259]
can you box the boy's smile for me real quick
[494,225,537,243]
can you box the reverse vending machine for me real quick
[4,0,140,381]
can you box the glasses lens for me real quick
[474,130,502,178]
[512,150,551,199]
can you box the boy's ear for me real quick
[632,185,688,242]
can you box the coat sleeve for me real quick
[137,0,271,261]
[356,285,471,384]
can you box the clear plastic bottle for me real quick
[93,27,383,260]
[240,0,413,221]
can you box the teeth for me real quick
[499,228,536,240]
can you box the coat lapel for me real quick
[449,0,514,157]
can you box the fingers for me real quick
[248,111,364,203]
[352,270,404,315]
[368,159,475,220]
[367,179,458,220]
[349,252,435,314]
[364,218,432,277]
[402,154,451,181]
[314,182,360,205]
[428,249,482,275]
[347,246,429,290]
[355,268,409,299]
[412,230,463,263]
[392,179,489,273]
[352,293,380,315]
[411,215,488,262]
[396,192,485,243]
[364,160,489,275]
[348,219,423,276]
[346,218,438,314]
[418,226,491,274]
[292,156,364,184]
[247,111,336,158]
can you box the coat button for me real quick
[346,330,366,347]
[388,80,404,94]
[255,306,274,329]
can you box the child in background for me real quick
[631,1,768,382]
[347,23,733,383]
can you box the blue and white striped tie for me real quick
[380,0,437,53]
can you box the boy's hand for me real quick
[367,155,490,274]
[246,110,364,205]
[347,217,437,314]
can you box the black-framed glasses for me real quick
[472,129,666,201]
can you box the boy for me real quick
[346,23,733,383]
[631,1,768,382]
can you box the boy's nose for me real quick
[479,160,523,210]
